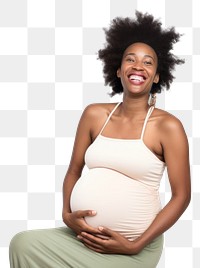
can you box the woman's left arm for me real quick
[131,116,191,253]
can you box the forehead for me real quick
[123,42,157,59]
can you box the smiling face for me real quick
[117,42,159,96]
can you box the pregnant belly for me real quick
[70,168,160,241]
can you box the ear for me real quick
[153,73,159,83]
[117,68,121,78]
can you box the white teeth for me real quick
[129,75,144,81]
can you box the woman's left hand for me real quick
[77,226,140,255]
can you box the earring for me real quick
[149,93,156,106]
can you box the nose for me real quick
[132,62,144,70]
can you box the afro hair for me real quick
[98,11,185,96]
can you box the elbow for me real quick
[180,194,191,213]
[184,191,191,208]
[181,195,191,216]
[172,190,191,211]
[183,185,191,208]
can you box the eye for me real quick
[126,57,135,63]
[144,61,153,66]
[127,58,134,62]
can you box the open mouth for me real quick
[128,74,146,82]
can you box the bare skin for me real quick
[62,43,191,255]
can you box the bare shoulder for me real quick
[83,102,118,120]
[153,108,188,145]
[154,108,185,132]
[82,102,119,139]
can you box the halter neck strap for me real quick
[99,102,121,135]
[140,106,155,140]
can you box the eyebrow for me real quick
[124,53,155,61]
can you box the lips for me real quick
[128,73,146,85]
[129,75,145,82]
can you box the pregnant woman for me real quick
[9,11,191,268]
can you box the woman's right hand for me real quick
[62,210,99,235]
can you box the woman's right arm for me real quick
[62,104,104,235]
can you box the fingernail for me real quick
[98,226,103,231]
[91,210,97,215]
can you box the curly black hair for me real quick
[98,11,185,96]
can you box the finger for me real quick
[98,226,115,237]
[84,243,105,253]
[80,232,105,244]
[80,222,102,235]
[78,234,104,250]
[84,227,102,236]
[83,242,114,254]
[77,210,97,218]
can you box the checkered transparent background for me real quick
[0,0,199,267]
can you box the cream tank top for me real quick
[70,102,166,241]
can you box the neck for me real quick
[120,95,150,118]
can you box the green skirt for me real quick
[9,227,163,268]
